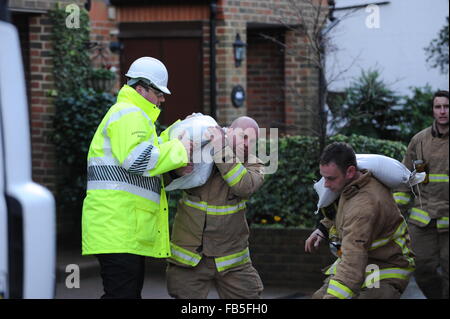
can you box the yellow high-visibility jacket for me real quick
[82,85,188,257]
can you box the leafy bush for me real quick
[246,134,407,228]
[398,86,434,143]
[329,70,404,141]
[425,16,449,75]
[48,6,90,98]
[89,68,116,80]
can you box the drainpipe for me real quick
[209,0,217,120]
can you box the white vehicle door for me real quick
[0,100,7,299]
[0,20,55,299]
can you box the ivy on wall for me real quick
[48,6,90,98]
[49,6,115,234]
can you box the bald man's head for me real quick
[230,116,259,133]
[227,116,259,160]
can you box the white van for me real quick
[0,19,55,298]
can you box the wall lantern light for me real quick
[233,33,246,67]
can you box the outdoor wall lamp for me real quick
[233,33,246,67]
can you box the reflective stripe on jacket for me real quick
[325,258,414,299]
[82,85,188,257]
[169,144,264,273]
[394,122,449,232]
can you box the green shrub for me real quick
[246,134,407,228]
[329,70,404,141]
[89,68,116,80]
[48,6,90,99]
[398,86,434,143]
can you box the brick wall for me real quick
[249,228,334,291]
[215,0,326,133]
[247,29,285,132]
[9,0,117,192]
[28,14,57,190]
[89,0,120,91]
[145,227,334,294]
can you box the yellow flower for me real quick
[261,219,268,224]
[274,216,282,222]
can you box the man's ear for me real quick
[346,165,357,179]
[134,85,144,95]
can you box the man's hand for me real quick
[305,228,325,253]
[206,126,226,153]
[178,131,193,161]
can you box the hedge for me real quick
[244,134,407,228]
[166,134,406,229]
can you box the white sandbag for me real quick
[356,154,425,189]
[313,154,426,214]
[313,177,338,213]
[169,113,218,149]
[165,114,217,191]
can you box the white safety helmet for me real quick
[125,57,171,94]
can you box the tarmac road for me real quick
[55,257,426,299]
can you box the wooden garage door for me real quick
[120,23,203,126]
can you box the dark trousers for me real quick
[409,221,449,299]
[96,253,145,299]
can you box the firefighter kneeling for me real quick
[305,142,415,299]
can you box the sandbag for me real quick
[313,154,426,213]
[165,113,218,191]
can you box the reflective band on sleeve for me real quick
[437,217,449,229]
[327,279,354,299]
[182,199,247,216]
[409,207,431,226]
[429,174,449,182]
[370,220,407,250]
[223,163,248,187]
[123,141,159,175]
[169,242,202,267]
[393,236,413,260]
[215,248,250,272]
[393,192,411,205]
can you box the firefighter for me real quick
[82,57,192,299]
[166,116,265,299]
[394,90,449,299]
[305,142,415,299]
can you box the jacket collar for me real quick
[342,170,371,200]
[116,85,161,123]
[431,120,449,138]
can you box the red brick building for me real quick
[7,0,327,193]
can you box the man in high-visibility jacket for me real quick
[82,57,191,299]
[394,90,449,299]
[166,117,265,299]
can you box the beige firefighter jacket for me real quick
[320,171,415,299]
[168,143,264,273]
[394,121,449,232]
